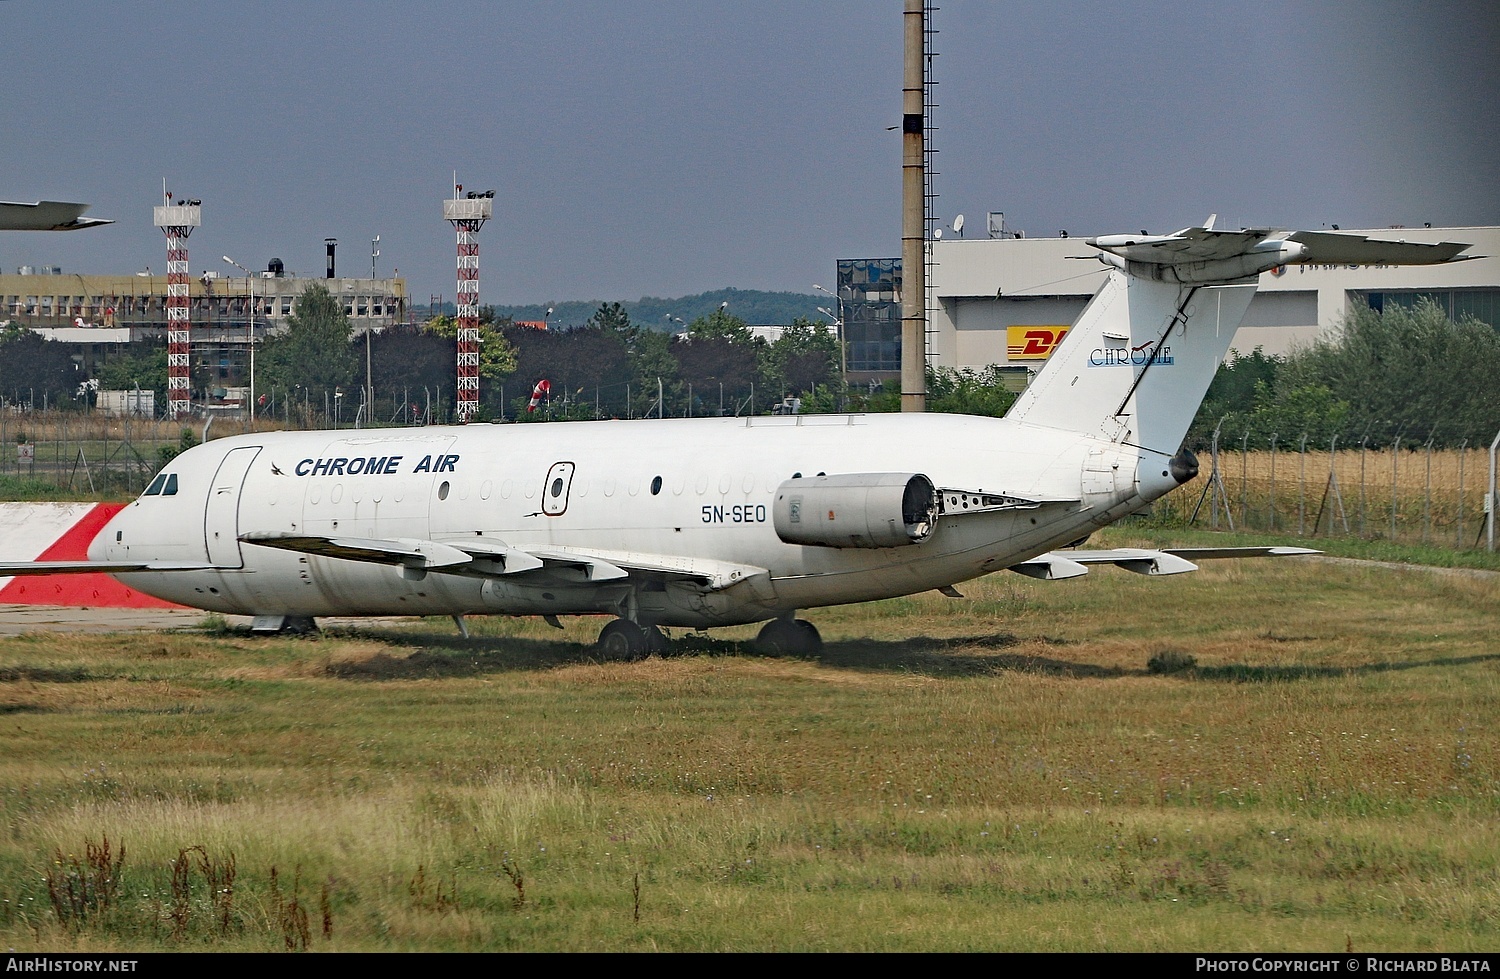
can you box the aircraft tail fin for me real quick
[1005,269,1256,454]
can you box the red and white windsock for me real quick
[527,379,551,412]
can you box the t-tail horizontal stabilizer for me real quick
[1088,225,1473,284]
[1009,224,1474,453]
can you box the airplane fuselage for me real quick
[90,413,1177,629]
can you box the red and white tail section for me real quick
[0,503,183,608]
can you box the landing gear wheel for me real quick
[596,619,650,661]
[755,617,823,656]
[643,624,672,656]
[249,615,319,635]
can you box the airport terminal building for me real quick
[840,225,1500,384]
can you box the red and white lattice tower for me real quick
[153,192,202,418]
[443,188,492,422]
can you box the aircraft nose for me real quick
[87,505,131,561]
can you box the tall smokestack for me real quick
[325,237,338,278]
[900,0,926,412]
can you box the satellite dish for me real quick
[953,213,965,236]
[933,228,942,239]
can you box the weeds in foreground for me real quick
[500,859,525,911]
[269,866,311,952]
[45,836,123,927]
[408,863,459,914]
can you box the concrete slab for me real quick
[0,604,428,636]
[0,603,240,635]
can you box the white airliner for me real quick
[0,223,1473,657]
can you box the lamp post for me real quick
[222,256,256,431]
[813,282,848,391]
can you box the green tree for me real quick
[1187,347,1284,446]
[760,317,841,400]
[685,306,757,346]
[0,322,85,406]
[585,301,635,339]
[424,314,518,379]
[93,342,168,400]
[257,283,359,404]
[627,328,680,416]
[1279,298,1500,445]
[925,365,1017,417]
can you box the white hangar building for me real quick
[923,225,1500,377]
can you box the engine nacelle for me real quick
[772,473,939,549]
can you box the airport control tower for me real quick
[154,192,202,419]
[443,186,492,422]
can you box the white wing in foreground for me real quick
[1010,546,1319,579]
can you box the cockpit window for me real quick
[144,474,167,497]
[163,473,179,496]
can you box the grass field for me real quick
[1,529,1497,951]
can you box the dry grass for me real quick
[1157,447,1494,545]
[0,549,1497,950]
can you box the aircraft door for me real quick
[542,462,575,516]
[204,446,261,568]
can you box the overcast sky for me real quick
[4,1,1496,305]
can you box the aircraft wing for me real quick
[0,560,216,575]
[241,533,769,592]
[1010,545,1318,579]
[0,200,114,231]
[240,533,474,571]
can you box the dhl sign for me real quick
[1006,326,1070,360]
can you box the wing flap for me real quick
[512,544,769,592]
[241,533,471,569]
[1009,554,1090,580]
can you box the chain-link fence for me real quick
[1155,427,1500,550]
[0,411,190,495]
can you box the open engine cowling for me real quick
[772,473,939,548]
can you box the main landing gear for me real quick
[592,615,824,660]
[594,619,670,661]
[755,616,823,656]
[249,615,319,635]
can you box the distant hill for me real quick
[418,287,826,330]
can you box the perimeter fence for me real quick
[1155,427,1500,551]
[0,411,209,495]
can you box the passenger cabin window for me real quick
[651,476,663,495]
